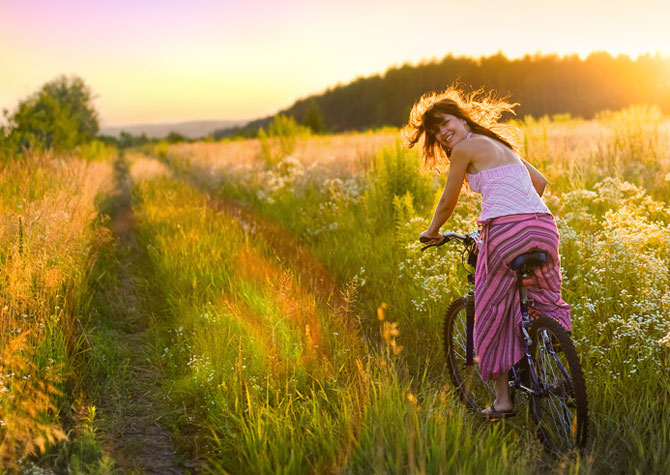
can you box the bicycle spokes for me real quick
[444,299,495,412]
[529,318,588,454]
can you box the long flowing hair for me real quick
[402,85,520,173]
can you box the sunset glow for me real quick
[2,0,669,126]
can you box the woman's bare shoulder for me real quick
[457,135,521,172]
[453,134,497,156]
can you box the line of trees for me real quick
[218,51,670,138]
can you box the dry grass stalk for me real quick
[0,151,113,464]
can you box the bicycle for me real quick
[421,231,588,454]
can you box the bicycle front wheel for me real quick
[443,297,495,412]
[528,315,588,453]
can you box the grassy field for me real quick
[0,147,115,471]
[1,107,669,473]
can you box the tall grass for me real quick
[160,129,398,190]
[130,175,365,471]
[7,107,667,471]
[257,114,311,166]
[124,153,547,473]
[0,150,114,470]
[518,105,670,201]
[156,107,670,473]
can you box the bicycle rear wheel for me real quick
[528,315,588,453]
[443,297,495,412]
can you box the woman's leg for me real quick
[492,373,513,410]
[481,373,514,415]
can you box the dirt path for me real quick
[95,153,198,474]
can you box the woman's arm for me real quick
[521,158,547,196]
[421,149,469,241]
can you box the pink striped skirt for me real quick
[474,213,571,381]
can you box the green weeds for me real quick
[0,151,114,470]
[6,108,662,471]
[154,110,670,472]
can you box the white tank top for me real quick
[467,163,550,221]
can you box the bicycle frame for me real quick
[426,231,587,453]
[425,232,574,399]
[512,270,573,398]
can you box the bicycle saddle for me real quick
[510,251,547,271]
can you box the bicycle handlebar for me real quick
[420,231,479,252]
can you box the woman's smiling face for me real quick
[432,113,469,149]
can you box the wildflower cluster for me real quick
[659,330,670,350]
[557,177,670,377]
[255,155,305,204]
[395,207,479,315]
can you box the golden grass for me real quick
[166,118,670,198]
[0,151,113,467]
[128,151,173,181]
[0,332,67,469]
[1,158,112,333]
[521,116,670,180]
[235,249,325,357]
[130,111,670,471]
[167,131,398,177]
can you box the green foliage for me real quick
[77,139,118,162]
[63,406,114,474]
[118,130,150,149]
[301,99,325,134]
[166,131,187,143]
[257,114,310,165]
[150,140,170,158]
[1,75,99,157]
[268,114,310,140]
[257,127,272,165]
[392,192,416,238]
[364,140,434,226]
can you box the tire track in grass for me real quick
[207,196,360,344]
[233,246,336,371]
[152,156,370,471]
[161,155,365,369]
[94,152,199,473]
[207,201,370,473]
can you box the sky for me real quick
[2,0,670,126]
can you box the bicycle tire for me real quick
[443,297,495,412]
[528,315,588,453]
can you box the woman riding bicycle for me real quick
[402,86,571,419]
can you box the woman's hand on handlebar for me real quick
[419,229,443,244]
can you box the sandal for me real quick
[481,401,516,420]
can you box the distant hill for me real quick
[217,52,670,138]
[100,119,248,139]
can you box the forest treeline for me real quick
[218,51,670,137]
